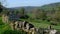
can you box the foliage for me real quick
[0,2,60,34]
[2,30,26,34]
[0,2,3,13]
[0,17,26,34]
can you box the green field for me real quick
[0,17,11,34]
[0,17,26,34]
[20,18,60,31]
[0,17,60,34]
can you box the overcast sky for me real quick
[0,0,60,8]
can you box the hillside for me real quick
[7,2,60,12]
[0,2,60,34]
[40,2,60,11]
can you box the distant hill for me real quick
[7,2,60,12]
[40,2,60,11]
[8,6,40,13]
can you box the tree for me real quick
[19,8,25,15]
[32,8,46,20]
[0,2,3,13]
[50,7,60,25]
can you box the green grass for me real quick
[0,17,11,34]
[0,16,60,34]
[0,24,11,34]
[20,18,60,31]
[0,17,26,34]
[2,30,27,34]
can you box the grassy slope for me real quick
[0,16,60,34]
[0,17,26,34]
[27,13,60,30]
[20,18,60,31]
[0,17,11,34]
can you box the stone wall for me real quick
[2,14,9,23]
